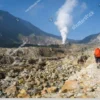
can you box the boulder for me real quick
[5,85,16,96]
[77,55,88,64]
[42,87,58,93]
[59,80,79,93]
[47,87,57,93]
[41,89,47,95]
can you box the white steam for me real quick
[55,0,78,44]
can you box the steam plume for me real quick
[55,0,77,44]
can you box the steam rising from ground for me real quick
[55,0,78,44]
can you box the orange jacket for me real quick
[94,48,100,57]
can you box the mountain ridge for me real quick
[0,10,100,47]
[79,32,100,44]
[0,10,61,46]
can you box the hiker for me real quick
[94,48,100,68]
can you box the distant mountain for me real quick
[0,10,62,47]
[79,33,100,44]
[0,10,100,47]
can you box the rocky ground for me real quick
[0,45,98,98]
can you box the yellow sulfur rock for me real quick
[17,93,30,98]
[47,87,57,93]
[19,89,26,94]
[17,89,30,98]
[18,79,24,84]
[81,94,88,98]
[36,94,41,98]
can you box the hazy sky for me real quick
[0,0,100,40]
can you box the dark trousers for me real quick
[95,56,100,63]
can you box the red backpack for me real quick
[94,48,100,57]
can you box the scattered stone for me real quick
[0,72,5,79]
[0,56,14,64]
[28,58,37,64]
[0,47,99,98]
